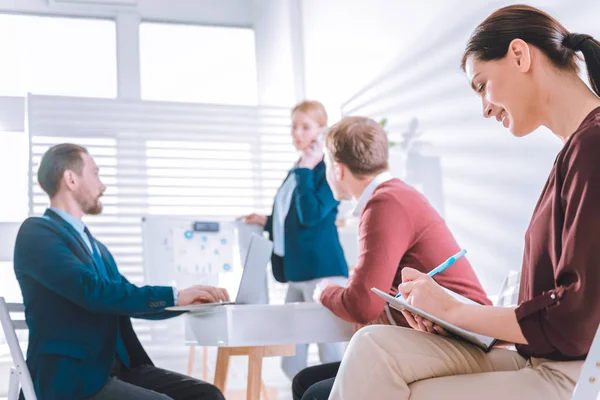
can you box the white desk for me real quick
[184,303,354,400]
[185,302,354,346]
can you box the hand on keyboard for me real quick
[177,285,230,306]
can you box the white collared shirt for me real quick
[272,172,297,256]
[352,171,395,217]
[49,207,95,253]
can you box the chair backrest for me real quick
[494,271,599,399]
[0,297,37,400]
[572,323,600,400]
[494,270,521,307]
[0,222,20,262]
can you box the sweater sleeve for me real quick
[515,130,600,358]
[321,193,414,324]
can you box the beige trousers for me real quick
[329,325,583,400]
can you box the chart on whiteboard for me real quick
[171,225,235,287]
[142,216,264,296]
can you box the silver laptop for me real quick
[167,233,273,311]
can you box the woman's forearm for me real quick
[446,303,528,344]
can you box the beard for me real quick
[76,191,103,215]
[86,200,103,216]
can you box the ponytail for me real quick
[564,34,600,97]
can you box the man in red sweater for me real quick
[292,116,491,400]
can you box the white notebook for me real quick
[371,287,497,351]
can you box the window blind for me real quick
[27,94,296,301]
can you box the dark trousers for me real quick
[292,362,340,400]
[86,360,224,400]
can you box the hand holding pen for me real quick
[396,249,467,335]
[396,249,467,298]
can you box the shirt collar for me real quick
[49,207,86,235]
[352,171,395,217]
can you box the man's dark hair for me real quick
[38,143,88,198]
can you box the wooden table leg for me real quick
[247,347,264,400]
[213,344,294,399]
[261,380,270,400]
[202,346,208,381]
[186,345,195,376]
[214,347,231,393]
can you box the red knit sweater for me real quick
[321,179,491,326]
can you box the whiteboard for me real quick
[141,216,264,298]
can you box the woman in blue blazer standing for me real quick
[240,100,348,379]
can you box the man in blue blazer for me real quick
[14,144,230,400]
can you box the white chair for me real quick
[572,323,600,400]
[0,222,20,263]
[0,297,37,400]
[493,270,600,399]
[494,270,521,307]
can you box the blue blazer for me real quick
[13,209,177,400]
[266,160,348,282]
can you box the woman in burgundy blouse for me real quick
[328,5,600,400]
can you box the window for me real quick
[0,14,117,98]
[140,23,258,105]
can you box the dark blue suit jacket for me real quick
[13,209,177,400]
[266,161,348,282]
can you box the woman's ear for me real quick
[508,38,532,72]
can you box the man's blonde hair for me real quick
[292,100,328,127]
[326,116,389,177]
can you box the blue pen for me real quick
[396,249,467,298]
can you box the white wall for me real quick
[301,0,456,121]
[0,97,24,131]
[301,0,600,293]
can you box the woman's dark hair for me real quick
[461,4,600,97]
